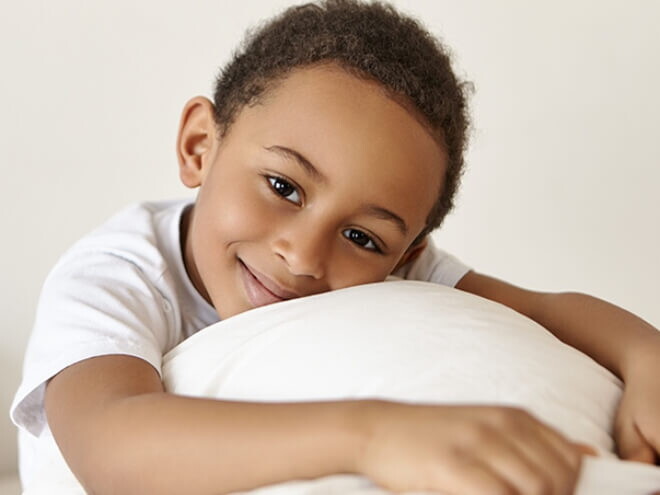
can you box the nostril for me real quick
[271,235,326,279]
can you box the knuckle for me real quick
[510,406,533,421]
[469,422,497,444]
[489,406,527,428]
[484,406,508,424]
[455,421,492,447]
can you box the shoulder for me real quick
[11,201,194,437]
[60,199,191,277]
[36,199,196,379]
[37,199,197,349]
[393,237,471,287]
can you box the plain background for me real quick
[1,0,658,480]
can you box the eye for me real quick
[342,228,382,253]
[267,176,302,205]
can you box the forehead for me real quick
[228,64,446,235]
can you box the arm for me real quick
[456,270,660,462]
[46,354,587,495]
[455,270,659,381]
[46,355,363,495]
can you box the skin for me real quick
[45,63,660,495]
[178,64,442,320]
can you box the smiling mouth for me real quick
[238,259,299,308]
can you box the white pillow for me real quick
[162,281,660,495]
[164,280,621,452]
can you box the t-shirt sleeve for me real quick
[392,237,471,287]
[10,249,174,437]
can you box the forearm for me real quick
[46,355,370,495]
[71,393,367,495]
[531,292,660,380]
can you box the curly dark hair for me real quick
[213,0,472,244]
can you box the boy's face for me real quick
[178,64,445,320]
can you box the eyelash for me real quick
[264,174,384,253]
[266,174,302,205]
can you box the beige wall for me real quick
[1,0,658,477]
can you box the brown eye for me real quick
[267,176,301,205]
[342,229,380,252]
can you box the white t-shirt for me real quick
[10,199,470,484]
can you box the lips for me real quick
[239,259,299,308]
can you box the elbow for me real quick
[71,449,147,495]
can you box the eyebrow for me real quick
[263,144,409,236]
[264,145,327,184]
[360,204,409,236]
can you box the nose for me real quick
[271,223,328,280]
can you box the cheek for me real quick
[198,179,274,246]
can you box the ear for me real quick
[393,237,429,272]
[176,96,219,188]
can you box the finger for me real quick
[476,435,558,495]
[506,426,581,494]
[526,419,584,474]
[616,420,656,464]
[574,442,598,457]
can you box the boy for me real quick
[11,1,659,494]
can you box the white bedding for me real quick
[22,280,660,494]
[163,280,660,495]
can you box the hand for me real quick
[355,401,594,495]
[615,338,660,464]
